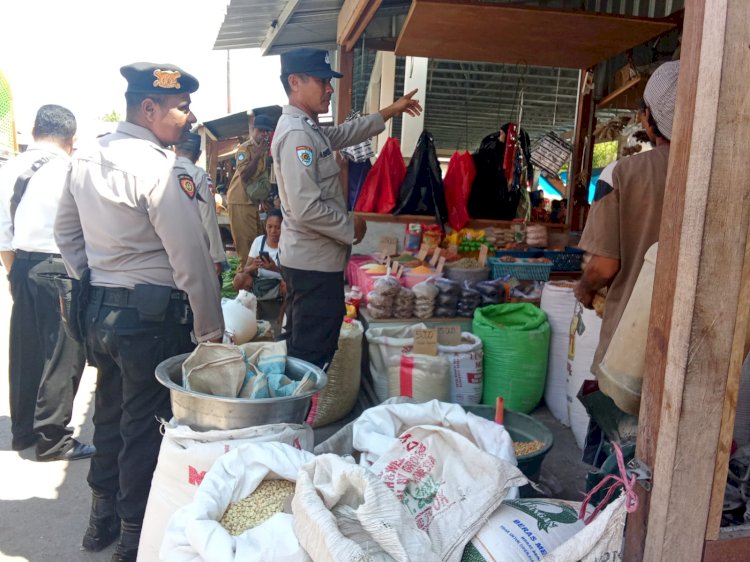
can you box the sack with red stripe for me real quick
[387,353,451,403]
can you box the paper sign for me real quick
[479,244,489,266]
[395,264,404,279]
[413,328,438,356]
[436,256,446,273]
[430,247,442,267]
[379,236,398,257]
[417,244,429,262]
[438,325,462,346]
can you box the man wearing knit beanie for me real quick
[575,60,680,417]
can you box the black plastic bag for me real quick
[393,130,448,227]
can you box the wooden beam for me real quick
[704,532,750,562]
[336,46,354,201]
[395,0,675,68]
[260,0,301,55]
[337,0,383,52]
[637,0,750,560]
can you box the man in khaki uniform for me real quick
[272,48,421,368]
[55,62,223,562]
[175,132,226,277]
[226,115,274,269]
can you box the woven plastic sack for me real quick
[292,454,437,562]
[365,323,429,402]
[161,442,314,562]
[541,282,577,426]
[138,421,313,562]
[473,304,550,413]
[439,333,483,405]
[306,320,363,428]
[387,353,451,403]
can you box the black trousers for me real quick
[84,290,194,524]
[281,266,344,369]
[8,253,86,454]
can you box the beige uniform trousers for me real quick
[228,203,261,269]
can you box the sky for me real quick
[1,0,286,140]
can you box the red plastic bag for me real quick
[443,151,476,231]
[354,137,406,214]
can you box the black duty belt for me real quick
[90,286,188,308]
[15,250,61,260]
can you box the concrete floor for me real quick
[0,272,593,561]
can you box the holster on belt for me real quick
[54,268,90,343]
[133,284,193,325]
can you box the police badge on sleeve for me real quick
[178,174,196,199]
[296,146,313,167]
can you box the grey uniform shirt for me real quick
[54,121,224,342]
[271,105,385,272]
[176,155,226,265]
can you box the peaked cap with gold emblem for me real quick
[120,62,199,95]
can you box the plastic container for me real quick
[543,247,584,271]
[403,269,442,288]
[443,265,490,284]
[595,242,658,415]
[463,405,554,480]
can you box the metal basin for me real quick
[155,353,327,431]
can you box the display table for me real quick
[358,309,473,333]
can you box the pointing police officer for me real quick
[272,48,421,369]
[55,62,223,562]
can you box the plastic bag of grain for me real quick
[387,352,451,402]
[306,319,363,428]
[461,498,586,562]
[161,442,314,562]
[138,421,312,562]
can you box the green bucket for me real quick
[463,404,554,480]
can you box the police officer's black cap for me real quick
[120,62,199,95]
[252,115,274,131]
[280,48,343,79]
[175,132,202,153]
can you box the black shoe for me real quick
[82,493,120,552]
[111,521,141,562]
[11,434,37,451]
[36,439,95,462]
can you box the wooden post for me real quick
[566,68,594,231]
[634,1,750,560]
[622,1,705,558]
[336,46,354,201]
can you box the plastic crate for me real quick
[494,248,544,259]
[543,247,584,271]
[488,257,553,281]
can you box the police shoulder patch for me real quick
[178,174,196,199]
[296,146,313,167]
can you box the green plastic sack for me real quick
[473,303,550,413]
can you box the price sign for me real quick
[430,247,442,267]
[437,325,462,345]
[413,328,438,356]
[379,236,398,257]
[395,263,404,278]
[478,244,489,266]
[417,244,429,262]
[436,256,446,273]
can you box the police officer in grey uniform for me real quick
[55,62,223,562]
[272,48,421,368]
[175,132,227,278]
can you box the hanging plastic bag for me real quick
[443,151,476,231]
[393,130,448,227]
[354,137,405,214]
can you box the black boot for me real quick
[111,521,141,562]
[82,493,120,551]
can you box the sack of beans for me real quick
[162,442,314,562]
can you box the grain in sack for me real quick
[372,425,527,562]
[161,442,314,562]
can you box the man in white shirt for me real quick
[0,104,93,461]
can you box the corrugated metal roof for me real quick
[214,0,682,149]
